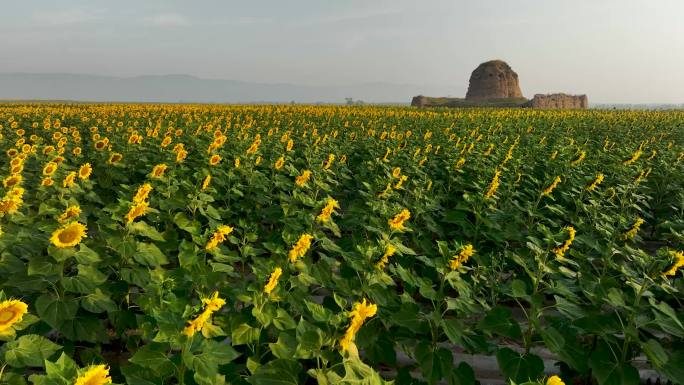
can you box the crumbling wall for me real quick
[526,93,588,109]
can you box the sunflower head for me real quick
[0,299,28,335]
[78,163,92,180]
[209,154,221,166]
[75,364,112,385]
[50,222,87,248]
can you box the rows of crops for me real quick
[0,104,683,385]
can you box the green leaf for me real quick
[511,279,528,298]
[247,359,302,385]
[44,352,78,381]
[134,242,169,267]
[588,342,639,385]
[338,355,393,384]
[35,294,78,329]
[295,319,324,359]
[478,306,521,339]
[540,327,565,353]
[3,334,62,368]
[415,341,453,385]
[273,308,297,330]
[73,244,102,264]
[198,340,241,365]
[641,339,668,369]
[269,333,296,359]
[129,343,173,372]
[131,221,166,241]
[305,300,333,322]
[495,347,544,384]
[661,347,684,384]
[449,362,476,385]
[441,318,463,345]
[231,323,260,345]
[81,289,117,313]
[174,212,201,235]
[178,239,198,268]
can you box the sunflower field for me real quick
[0,104,683,385]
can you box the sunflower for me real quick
[546,376,565,385]
[388,209,411,231]
[63,171,77,188]
[74,365,112,385]
[295,170,312,186]
[201,174,212,191]
[288,234,314,263]
[209,154,221,166]
[375,244,397,270]
[161,136,172,148]
[126,201,149,224]
[450,244,475,270]
[78,163,92,180]
[274,156,285,170]
[42,162,58,176]
[175,149,188,163]
[183,291,226,337]
[133,183,153,204]
[316,197,339,223]
[41,177,54,187]
[205,225,234,250]
[323,154,335,170]
[108,153,123,164]
[0,299,28,336]
[73,147,82,155]
[50,222,87,248]
[3,174,22,188]
[0,196,22,215]
[263,267,283,294]
[58,205,81,223]
[339,299,377,351]
[150,164,168,178]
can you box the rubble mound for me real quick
[465,60,523,100]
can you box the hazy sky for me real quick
[2,0,683,103]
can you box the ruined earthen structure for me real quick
[465,60,523,100]
[411,95,429,108]
[412,60,588,109]
[525,93,588,109]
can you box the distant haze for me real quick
[1,0,683,104]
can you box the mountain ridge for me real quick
[0,72,462,104]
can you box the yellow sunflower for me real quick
[50,222,87,248]
[42,162,58,176]
[78,163,92,180]
[0,299,28,336]
[209,154,221,166]
[201,174,212,191]
[74,365,112,385]
[3,174,22,188]
[108,153,123,164]
[150,164,168,178]
[63,171,77,188]
[58,205,81,223]
[126,201,149,224]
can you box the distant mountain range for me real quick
[0,73,463,104]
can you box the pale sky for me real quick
[1,0,683,103]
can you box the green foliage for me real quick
[1,104,683,385]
